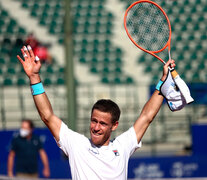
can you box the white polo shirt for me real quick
[57,122,141,180]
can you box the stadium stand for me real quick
[17,0,134,84]
[130,0,207,83]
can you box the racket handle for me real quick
[170,70,194,104]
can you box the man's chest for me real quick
[16,138,39,152]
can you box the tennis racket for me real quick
[124,0,194,104]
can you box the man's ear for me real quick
[112,121,119,131]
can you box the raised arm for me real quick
[17,46,62,141]
[134,60,175,143]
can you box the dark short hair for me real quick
[22,119,34,129]
[91,99,121,124]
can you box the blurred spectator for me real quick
[7,119,50,178]
[25,32,52,64]
[25,32,38,49]
[33,44,52,64]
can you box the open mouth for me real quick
[92,131,102,137]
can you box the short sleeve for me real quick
[57,121,87,156]
[36,136,43,150]
[115,126,142,157]
[10,137,17,151]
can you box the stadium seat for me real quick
[17,77,26,86]
[101,76,110,84]
[3,77,13,86]
[56,77,65,85]
[44,78,52,85]
[7,67,16,75]
[0,57,5,64]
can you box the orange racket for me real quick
[124,0,194,104]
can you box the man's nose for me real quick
[94,123,100,131]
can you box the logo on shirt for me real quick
[89,148,99,155]
[113,150,120,156]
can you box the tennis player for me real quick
[17,45,175,180]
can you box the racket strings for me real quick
[126,2,169,52]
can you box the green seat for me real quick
[0,18,5,27]
[144,66,152,73]
[190,53,197,60]
[30,9,38,17]
[46,66,54,73]
[102,67,110,73]
[203,53,207,59]
[79,57,86,63]
[103,57,110,63]
[104,39,111,46]
[115,57,122,63]
[57,77,64,85]
[113,77,121,84]
[101,76,110,84]
[1,10,8,17]
[10,55,18,64]
[3,38,11,45]
[91,57,98,63]
[58,67,64,73]
[58,37,64,44]
[44,78,52,85]
[193,24,199,31]
[138,56,145,63]
[0,57,5,64]
[7,67,15,74]
[192,73,200,82]
[186,17,192,23]
[198,61,205,70]
[17,27,26,34]
[188,35,195,41]
[9,19,17,27]
[201,34,207,40]
[33,3,40,10]
[22,2,29,8]
[115,67,121,73]
[7,25,15,34]
[184,63,192,71]
[3,77,13,85]
[39,17,47,26]
[17,77,26,86]
[90,66,98,73]
[126,76,134,84]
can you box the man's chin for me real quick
[91,138,102,146]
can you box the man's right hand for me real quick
[17,45,41,84]
[161,59,176,81]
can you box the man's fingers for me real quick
[27,45,35,59]
[23,46,31,59]
[165,59,175,68]
[17,55,24,64]
[20,48,28,59]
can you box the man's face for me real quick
[90,109,118,146]
[20,121,32,138]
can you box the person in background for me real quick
[7,119,50,178]
[25,32,52,64]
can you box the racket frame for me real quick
[124,0,194,104]
[124,0,171,64]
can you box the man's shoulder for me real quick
[31,133,40,140]
[12,132,21,141]
[114,127,134,140]
[110,127,136,147]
